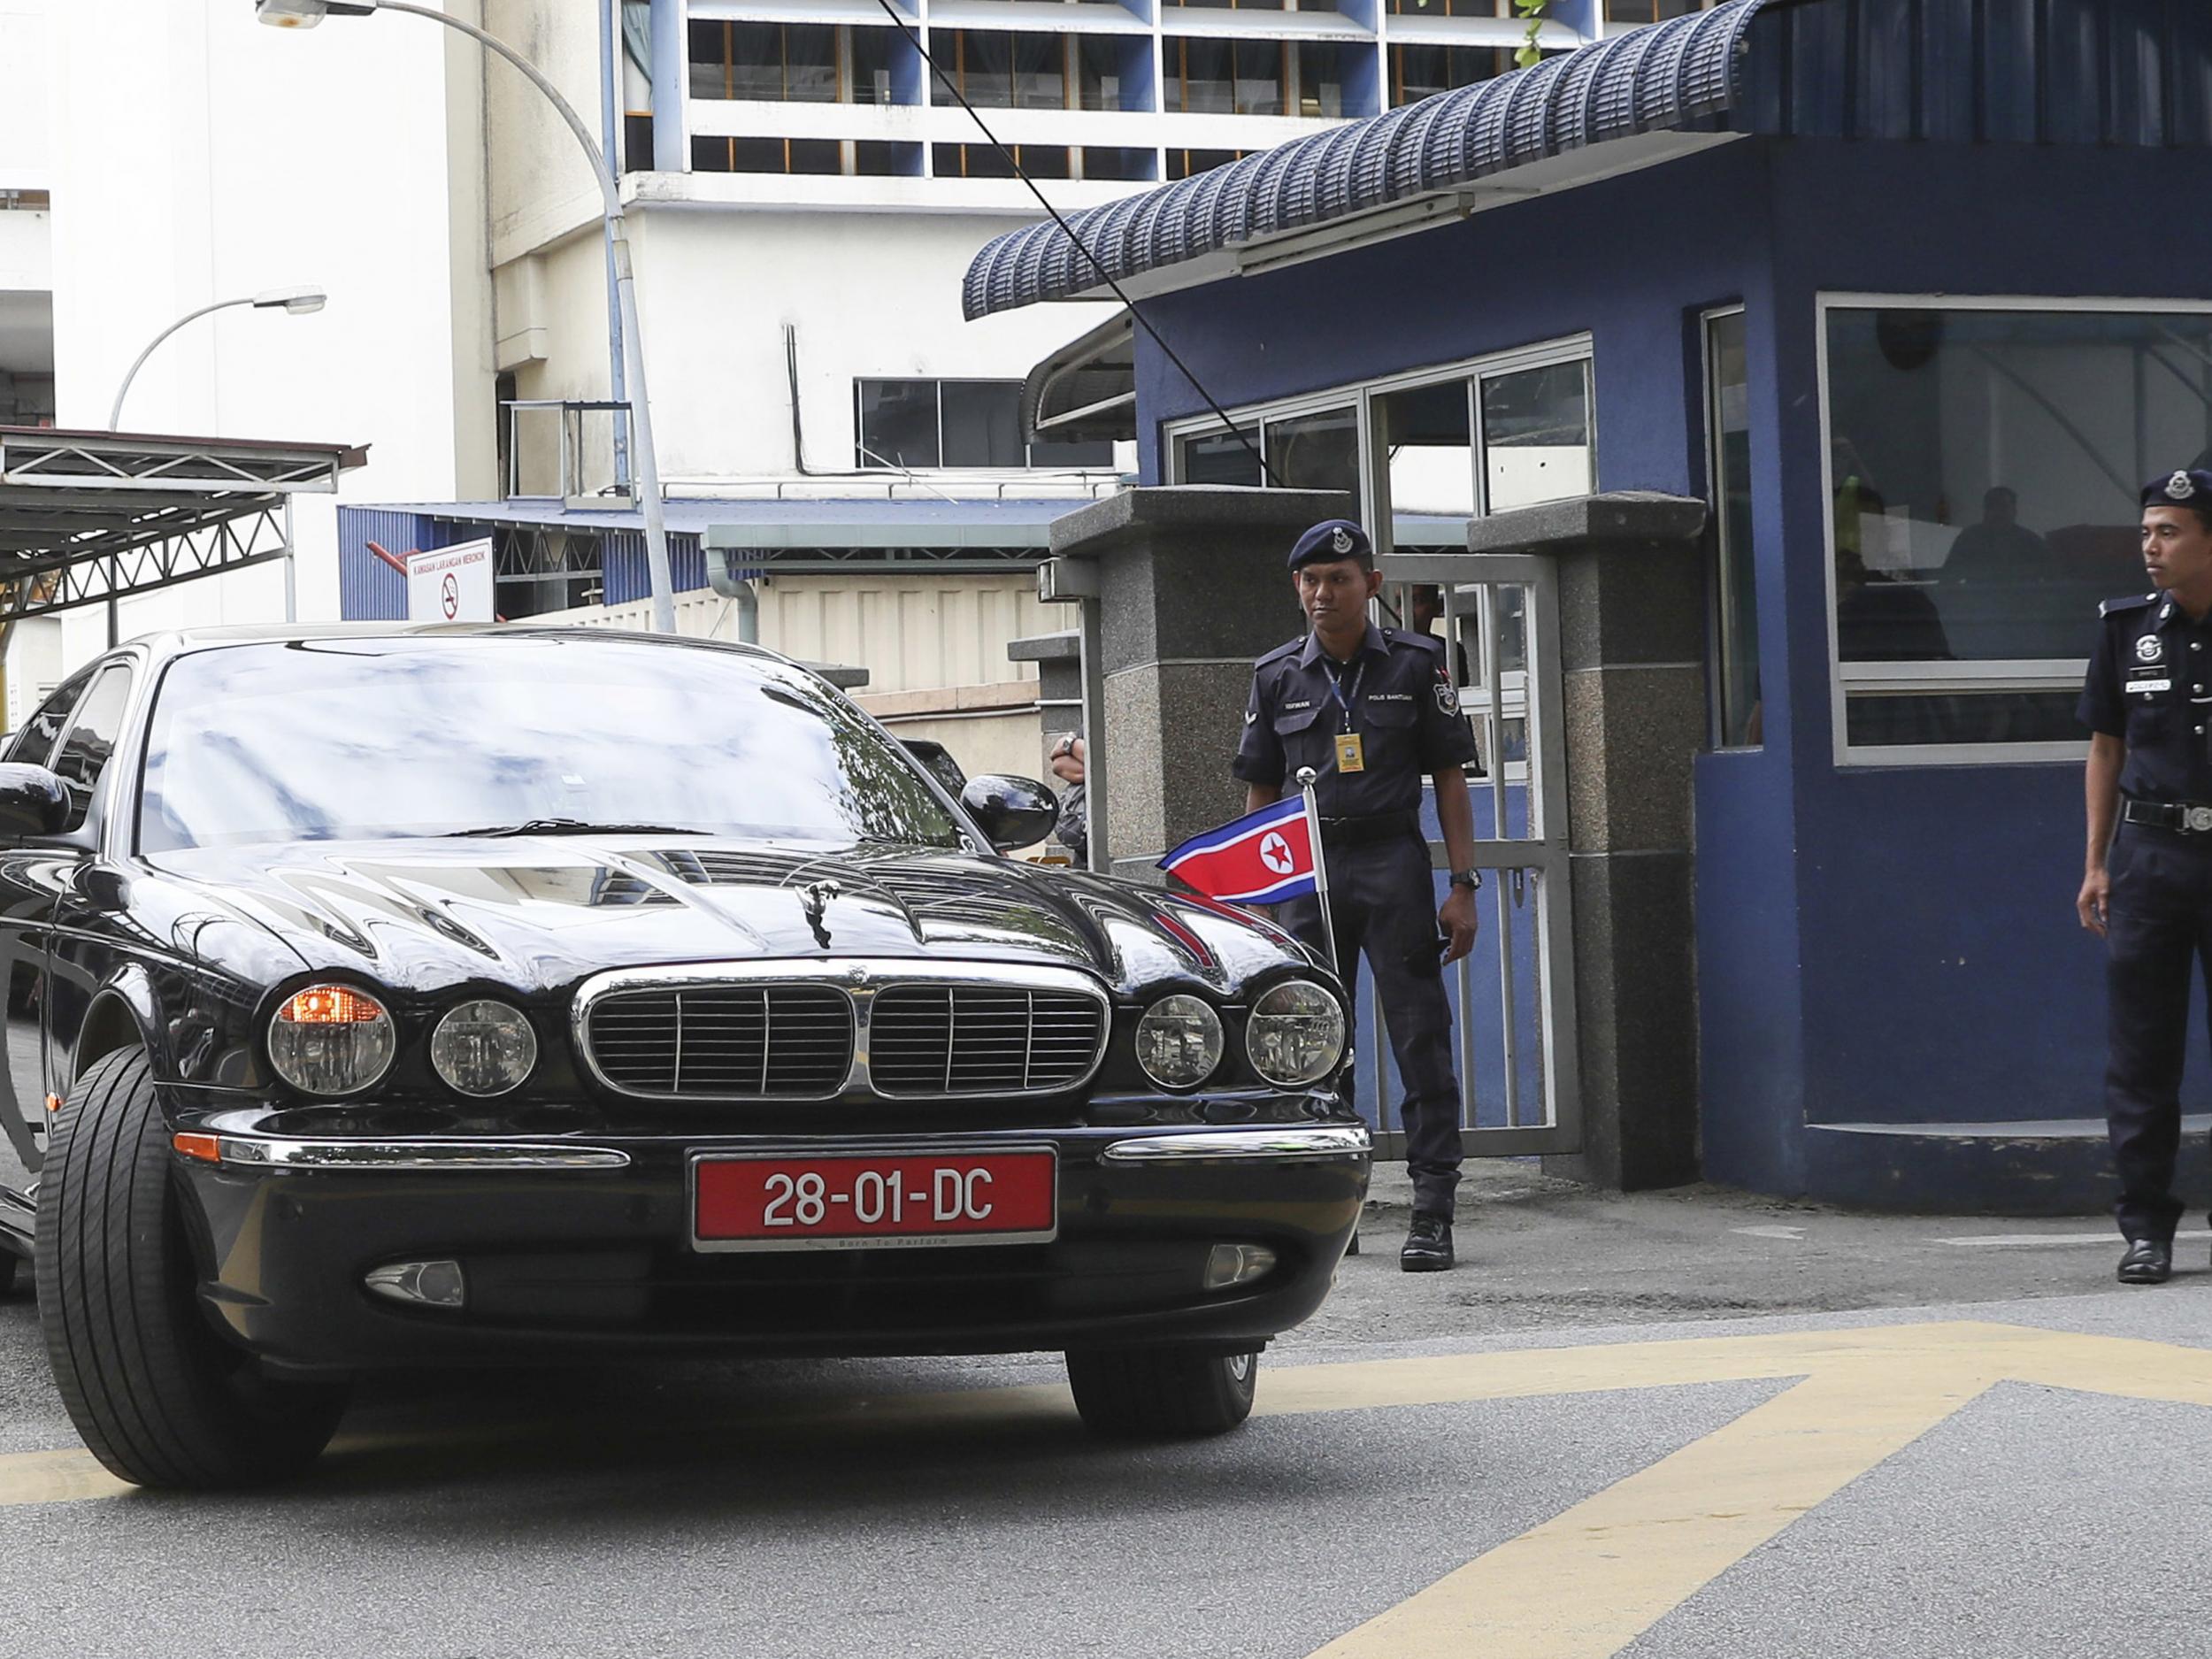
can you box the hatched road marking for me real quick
[4,1319,2210,1655]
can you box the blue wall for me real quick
[1128,133,2212,1198]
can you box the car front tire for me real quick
[1064,1345,1259,1438]
[35,1048,348,1488]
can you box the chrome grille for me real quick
[576,964,1110,1102]
[868,986,1106,1096]
[585,985,854,1098]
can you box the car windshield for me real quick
[137,636,964,852]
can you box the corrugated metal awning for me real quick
[962,0,1768,319]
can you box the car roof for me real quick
[126,622,788,667]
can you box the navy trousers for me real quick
[2105,824,2212,1242]
[1279,831,1465,1217]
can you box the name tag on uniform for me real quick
[2130,664,2171,695]
[1335,733,1365,772]
[2133,680,2172,695]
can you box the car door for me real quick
[40,663,136,1113]
[0,666,94,1184]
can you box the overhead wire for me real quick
[866,0,1283,487]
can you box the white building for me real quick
[15,0,1683,769]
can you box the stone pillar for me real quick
[1464,492,1709,1192]
[1007,629,1083,770]
[1046,486,1353,883]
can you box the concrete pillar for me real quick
[1464,492,1710,1192]
[1007,629,1083,767]
[1046,486,1353,883]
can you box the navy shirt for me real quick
[2078,591,2212,803]
[1233,623,1479,817]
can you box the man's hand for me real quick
[2078,866,2111,936]
[1439,884,1479,964]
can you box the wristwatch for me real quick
[1448,869,1483,891]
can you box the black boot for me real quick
[2118,1238,2172,1285]
[1400,1212,1454,1272]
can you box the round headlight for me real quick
[430,1000,539,1097]
[1134,994,1224,1089]
[269,983,396,1097]
[1246,979,1347,1088]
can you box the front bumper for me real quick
[175,1122,1370,1373]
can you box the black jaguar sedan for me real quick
[0,626,1366,1487]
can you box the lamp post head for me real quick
[251,286,328,316]
[254,0,377,27]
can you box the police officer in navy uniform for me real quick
[1233,519,1483,1271]
[2078,466,2212,1285]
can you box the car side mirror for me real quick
[0,764,70,840]
[959,774,1057,852]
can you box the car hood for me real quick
[145,837,1316,1002]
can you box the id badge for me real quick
[1334,733,1365,773]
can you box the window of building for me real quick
[694,136,843,174]
[1168,0,1288,10]
[1824,300,2212,762]
[1705,308,1760,749]
[856,380,1116,470]
[1602,0,1717,21]
[1384,0,1509,13]
[1165,148,1251,180]
[688,20,902,105]
[1082,147,1156,181]
[1167,37,1283,116]
[933,142,1074,180]
[1391,43,1511,105]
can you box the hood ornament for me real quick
[801,879,842,949]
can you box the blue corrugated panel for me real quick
[336,507,422,621]
[602,532,704,609]
[960,0,2212,319]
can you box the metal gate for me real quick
[1371,551,1579,1158]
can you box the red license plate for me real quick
[691,1148,1058,1253]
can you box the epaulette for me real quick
[2100,592,2159,618]
[1390,629,1446,657]
[1253,638,1302,668]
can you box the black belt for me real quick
[1317,810,1419,846]
[2122,799,2212,833]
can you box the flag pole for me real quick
[1295,764,1357,1258]
[1294,765,1340,979]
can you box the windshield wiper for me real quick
[438,818,711,839]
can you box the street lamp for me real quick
[255,0,680,635]
[107,285,328,431]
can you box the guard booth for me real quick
[985,0,2212,1210]
[0,425,361,1215]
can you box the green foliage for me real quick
[1512,0,1550,68]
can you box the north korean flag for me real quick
[1158,796,1317,905]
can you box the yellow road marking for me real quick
[0,1448,131,1508]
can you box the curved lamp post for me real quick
[256,0,680,635]
[107,285,327,431]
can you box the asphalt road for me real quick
[3,1164,2208,1659]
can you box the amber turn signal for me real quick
[278,986,387,1025]
[172,1133,221,1164]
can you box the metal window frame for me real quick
[1162,332,1596,533]
[1701,303,1759,751]
[1816,290,2212,769]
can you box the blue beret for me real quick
[1287,518,1372,570]
[2142,468,2212,511]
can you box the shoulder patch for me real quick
[2101,593,2159,618]
[1254,638,1302,668]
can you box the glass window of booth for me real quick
[1823,303,2212,758]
